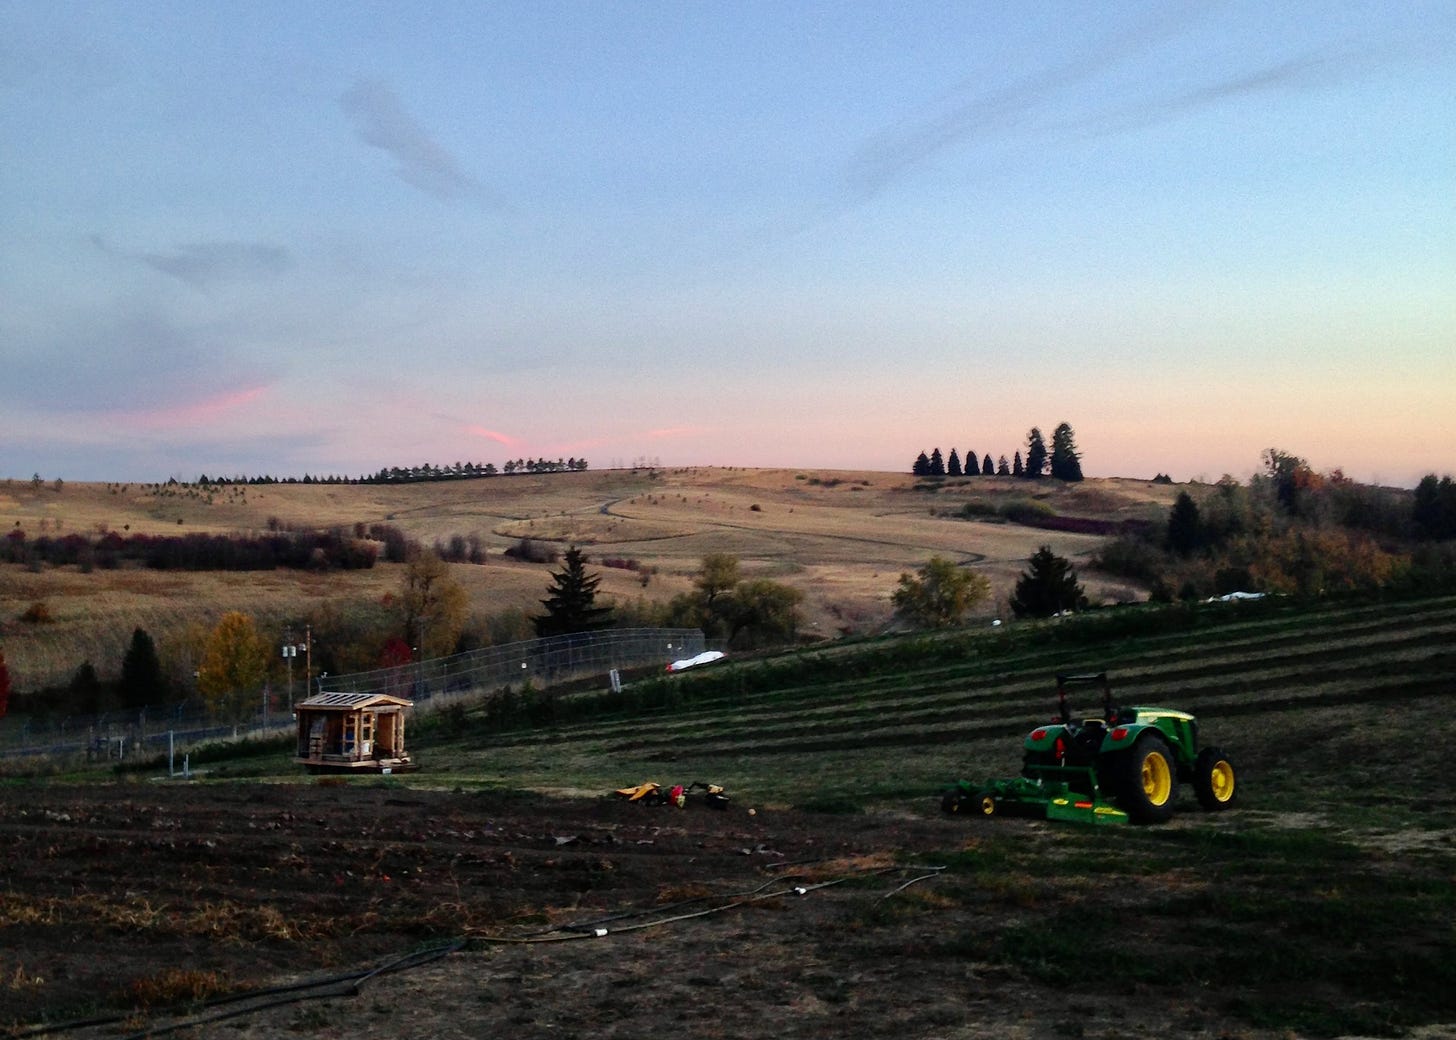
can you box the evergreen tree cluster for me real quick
[913,423,1084,482]
[1413,475,1456,541]
[9,627,172,720]
[188,456,589,488]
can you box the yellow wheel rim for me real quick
[1209,760,1235,803]
[1141,751,1173,806]
[979,796,996,816]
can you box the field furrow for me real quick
[470,598,1456,777]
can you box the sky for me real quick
[3,2,1453,487]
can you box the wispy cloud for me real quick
[107,385,271,430]
[466,424,523,448]
[845,13,1196,200]
[339,78,480,201]
[1091,49,1371,136]
[90,235,292,288]
[845,13,1375,202]
[140,242,291,288]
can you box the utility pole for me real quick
[282,631,297,713]
[304,624,312,699]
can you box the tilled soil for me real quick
[0,780,1446,1040]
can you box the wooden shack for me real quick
[294,692,416,774]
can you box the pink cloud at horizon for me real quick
[109,385,271,431]
[646,425,714,440]
[466,425,524,449]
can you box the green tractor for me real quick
[942,672,1237,825]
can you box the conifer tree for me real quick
[947,448,962,476]
[982,454,994,476]
[1050,422,1084,481]
[70,661,104,712]
[1025,428,1047,478]
[534,546,615,637]
[1010,546,1088,618]
[1413,474,1456,540]
[929,448,945,476]
[1167,492,1202,556]
[118,627,167,709]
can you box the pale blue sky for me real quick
[3,2,1452,485]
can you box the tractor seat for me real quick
[1065,720,1105,764]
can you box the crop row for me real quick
[479,596,1456,763]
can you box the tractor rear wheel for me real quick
[1108,733,1178,824]
[941,789,964,815]
[1194,746,1237,810]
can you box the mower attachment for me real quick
[942,776,1129,825]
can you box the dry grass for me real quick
[4,961,46,993]
[123,967,230,1009]
[0,468,1181,690]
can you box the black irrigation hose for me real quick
[540,874,805,936]
[4,939,465,1040]
[112,940,468,1040]
[9,863,944,1038]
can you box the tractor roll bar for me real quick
[1054,672,1113,724]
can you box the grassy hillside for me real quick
[0,468,1179,691]
[406,592,1456,820]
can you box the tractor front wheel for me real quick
[1109,733,1178,824]
[1194,747,1237,810]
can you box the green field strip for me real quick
[1081,639,1456,707]
[476,644,1451,763]
[612,671,1451,760]
[479,624,1452,755]
[591,661,1452,760]
[471,649,1446,764]
[456,596,1456,764]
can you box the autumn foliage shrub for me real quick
[19,602,54,624]
[505,537,559,564]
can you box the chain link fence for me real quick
[318,627,706,701]
[0,627,706,763]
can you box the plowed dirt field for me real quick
[2,780,1451,1040]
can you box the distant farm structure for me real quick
[294,691,415,774]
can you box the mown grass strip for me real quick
[915,824,1456,1038]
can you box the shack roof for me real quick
[297,692,414,712]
